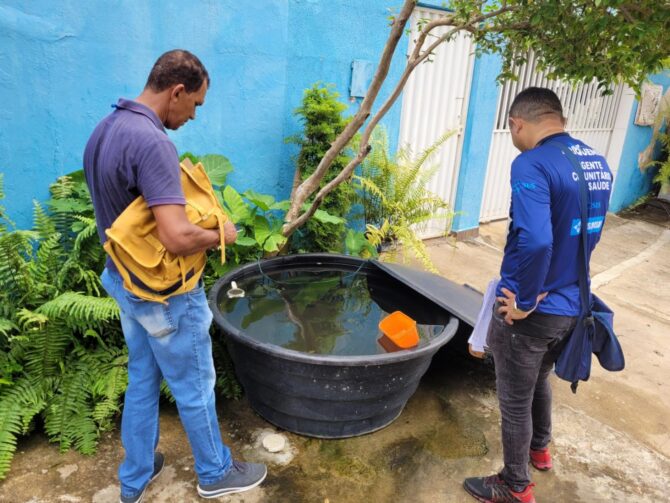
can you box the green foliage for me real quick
[180,152,234,188]
[0,173,127,479]
[0,378,47,476]
[287,83,356,253]
[0,152,360,479]
[0,174,12,231]
[198,162,349,286]
[448,0,669,91]
[638,89,670,198]
[354,126,455,272]
[179,151,201,165]
[651,139,670,188]
[653,159,670,188]
[344,229,378,259]
[208,185,289,281]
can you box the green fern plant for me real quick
[354,126,456,272]
[0,173,126,479]
[1,159,276,479]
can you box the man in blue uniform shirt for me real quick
[464,87,612,503]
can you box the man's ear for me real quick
[509,116,522,134]
[170,83,186,101]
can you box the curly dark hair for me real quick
[145,49,210,93]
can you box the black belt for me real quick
[131,268,197,296]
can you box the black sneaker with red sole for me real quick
[463,474,536,503]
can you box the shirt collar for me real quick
[536,131,570,147]
[113,98,166,132]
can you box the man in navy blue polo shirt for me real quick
[463,87,612,503]
[84,50,266,503]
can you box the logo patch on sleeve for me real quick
[570,216,604,236]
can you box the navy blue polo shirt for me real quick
[83,99,185,271]
[497,133,612,316]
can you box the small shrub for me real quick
[286,83,356,253]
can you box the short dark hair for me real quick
[145,50,210,93]
[509,87,564,122]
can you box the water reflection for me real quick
[221,269,444,356]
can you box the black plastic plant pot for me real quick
[208,253,459,438]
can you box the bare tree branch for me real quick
[282,146,372,236]
[290,162,302,194]
[281,0,522,244]
[283,0,416,226]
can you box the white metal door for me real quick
[398,6,475,238]
[479,52,625,222]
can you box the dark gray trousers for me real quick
[487,304,576,491]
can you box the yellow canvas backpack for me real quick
[103,158,227,303]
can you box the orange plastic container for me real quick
[378,311,419,349]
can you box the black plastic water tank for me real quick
[208,253,459,438]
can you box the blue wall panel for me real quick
[280,0,406,195]
[609,73,670,212]
[0,0,405,229]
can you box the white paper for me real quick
[468,278,499,353]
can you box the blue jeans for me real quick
[101,268,232,498]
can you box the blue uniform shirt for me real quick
[497,132,612,316]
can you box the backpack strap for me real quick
[546,141,593,320]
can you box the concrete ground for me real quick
[1,214,668,503]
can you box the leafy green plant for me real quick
[0,173,125,479]
[0,156,253,479]
[344,229,378,259]
[286,83,356,253]
[354,127,456,272]
[180,152,351,282]
[639,90,670,200]
[649,108,670,191]
[654,165,670,191]
[651,135,670,189]
[212,185,348,279]
[214,186,289,274]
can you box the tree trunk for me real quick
[280,1,518,243]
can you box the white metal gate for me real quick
[398,6,475,238]
[479,52,625,222]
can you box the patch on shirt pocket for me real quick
[126,294,177,338]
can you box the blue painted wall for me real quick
[0,0,405,229]
[280,0,405,194]
[609,73,670,212]
[452,52,502,232]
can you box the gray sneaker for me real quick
[119,452,165,503]
[197,459,267,499]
